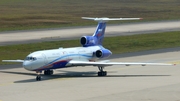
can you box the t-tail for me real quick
[80,17,142,47]
[92,21,106,45]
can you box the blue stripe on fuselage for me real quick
[34,54,92,71]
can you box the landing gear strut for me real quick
[36,71,42,81]
[44,70,54,75]
[98,66,107,76]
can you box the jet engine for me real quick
[95,49,112,58]
[80,36,97,47]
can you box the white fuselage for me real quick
[23,46,103,71]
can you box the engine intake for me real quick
[80,36,97,47]
[96,49,112,58]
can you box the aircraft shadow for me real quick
[0,71,36,76]
[0,70,170,83]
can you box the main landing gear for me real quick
[36,70,54,81]
[98,66,107,76]
[44,70,54,75]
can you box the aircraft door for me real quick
[42,53,48,64]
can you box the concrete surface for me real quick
[0,48,180,101]
[0,20,180,46]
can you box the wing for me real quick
[2,60,24,62]
[68,60,174,67]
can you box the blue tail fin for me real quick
[81,17,141,46]
[93,22,106,45]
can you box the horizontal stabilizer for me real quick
[2,60,24,62]
[82,17,142,22]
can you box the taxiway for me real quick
[0,20,180,101]
[0,48,180,101]
[0,20,180,46]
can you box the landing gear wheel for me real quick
[97,66,107,76]
[36,75,41,81]
[98,71,107,76]
[44,70,54,75]
[50,70,53,75]
[36,71,42,81]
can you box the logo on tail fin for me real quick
[93,22,106,45]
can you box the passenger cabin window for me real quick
[25,57,37,61]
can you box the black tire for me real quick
[50,70,54,75]
[98,71,107,76]
[44,70,53,75]
[98,72,102,76]
[44,70,47,75]
[103,71,107,76]
[36,76,41,81]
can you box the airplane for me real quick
[2,17,174,81]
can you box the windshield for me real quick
[25,57,37,61]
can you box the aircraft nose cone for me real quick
[23,61,32,70]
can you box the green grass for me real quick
[1,31,180,65]
[0,0,180,31]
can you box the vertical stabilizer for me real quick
[81,17,142,46]
[93,22,106,45]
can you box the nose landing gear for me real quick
[36,71,42,81]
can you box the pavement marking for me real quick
[0,82,13,87]
[41,36,61,39]
[167,60,180,65]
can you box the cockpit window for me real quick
[25,57,37,61]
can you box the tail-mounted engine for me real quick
[95,49,112,58]
[80,36,97,47]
